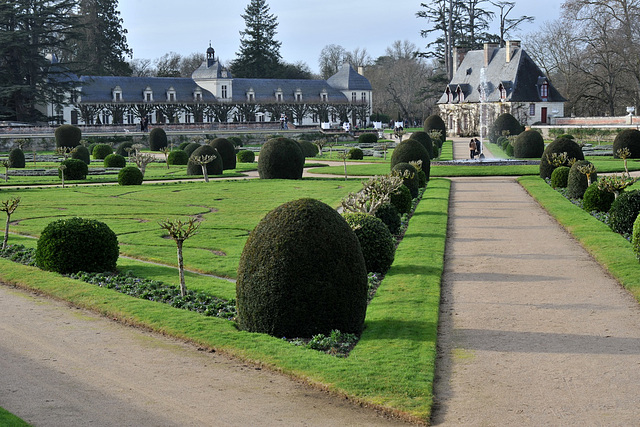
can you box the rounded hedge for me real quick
[209,137,237,170]
[390,139,430,170]
[104,153,126,168]
[609,190,640,235]
[167,149,189,165]
[488,113,523,143]
[92,144,113,160]
[566,160,596,199]
[118,166,143,185]
[228,136,243,147]
[410,131,434,159]
[35,217,119,274]
[390,184,412,214]
[115,141,135,157]
[539,137,585,179]
[392,162,419,198]
[550,166,570,188]
[583,183,615,213]
[348,147,364,160]
[187,145,223,176]
[71,145,90,165]
[513,130,544,158]
[149,128,168,151]
[423,114,446,139]
[297,140,319,158]
[358,132,378,144]
[416,169,427,188]
[236,198,368,338]
[613,129,640,159]
[59,159,88,180]
[257,137,304,179]
[8,148,25,168]
[236,150,255,163]
[178,141,191,151]
[54,124,82,148]
[374,202,401,235]
[183,142,201,157]
[343,212,396,274]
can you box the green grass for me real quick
[0,178,450,423]
[308,162,541,177]
[519,176,640,303]
[0,408,31,427]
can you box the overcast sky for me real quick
[118,0,562,74]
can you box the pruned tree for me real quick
[189,154,217,182]
[1,197,20,250]
[1,159,10,183]
[158,218,200,297]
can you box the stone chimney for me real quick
[453,47,469,75]
[484,42,499,66]
[358,66,364,75]
[505,40,521,63]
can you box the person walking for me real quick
[475,138,482,157]
[469,139,477,159]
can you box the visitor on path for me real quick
[475,138,482,156]
[469,139,477,159]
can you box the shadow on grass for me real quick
[364,318,438,342]
[385,264,441,277]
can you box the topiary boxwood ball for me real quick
[258,137,304,179]
[167,149,189,165]
[513,130,544,158]
[390,139,430,170]
[236,198,368,338]
[392,162,419,198]
[348,147,364,160]
[54,124,82,148]
[583,183,615,213]
[115,141,134,157]
[183,142,201,157]
[59,159,88,180]
[71,145,90,165]
[358,132,378,144]
[236,150,255,163]
[8,148,25,168]
[410,131,434,159]
[35,217,119,274]
[566,160,596,199]
[613,129,640,159]
[118,166,143,185]
[178,141,191,151]
[374,202,401,235]
[539,137,585,179]
[609,189,640,235]
[297,140,319,158]
[343,212,396,274]
[104,153,126,168]
[488,113,524,143]
[187,145,223,176]
[423,114,446,139]
[149,128,168,151]
[92,143,113,160]
[390,184,412,214]
[550,166,570,188]
[209,137,236,170]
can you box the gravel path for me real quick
[431,139,640,425]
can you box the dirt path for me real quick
[431,139,640,424]
[0,285,409,426]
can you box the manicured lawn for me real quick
[519,176,640,303]
[0,408,30,427]
[0,178,450,423]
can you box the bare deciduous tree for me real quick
[1,197,20,250]
[158,218,200,297]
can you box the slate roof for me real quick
[78,76,217,103]
[230,78,348,103]
[327,63,372,91]
[437,47,566,104]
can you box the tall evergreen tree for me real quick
[230,0,282,78]
[69,0,132,76]
[0,0,81,122]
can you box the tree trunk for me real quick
[201,165,209,182]
[176,240,186,297]
[2,214,9,250]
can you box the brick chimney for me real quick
[505,40,521,63]
[484,42,499,66]
[453,47,469,75]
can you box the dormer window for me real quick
[167,87,176,102]
[247,87,255,102]
[445,87,452,103]
[275,87,283,102]
[498,83,507,101]
[320,89,328,102]
[295,88,303,102]
[112,86,122,102]
[456,87,463,103]
[540,81,549,101]
[194,88,203,102]
[221,70,228,78]
[143,86,153,102]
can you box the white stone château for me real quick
[437,41,566,137]
[44,45,373,129]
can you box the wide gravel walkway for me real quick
[431,139,640,425]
